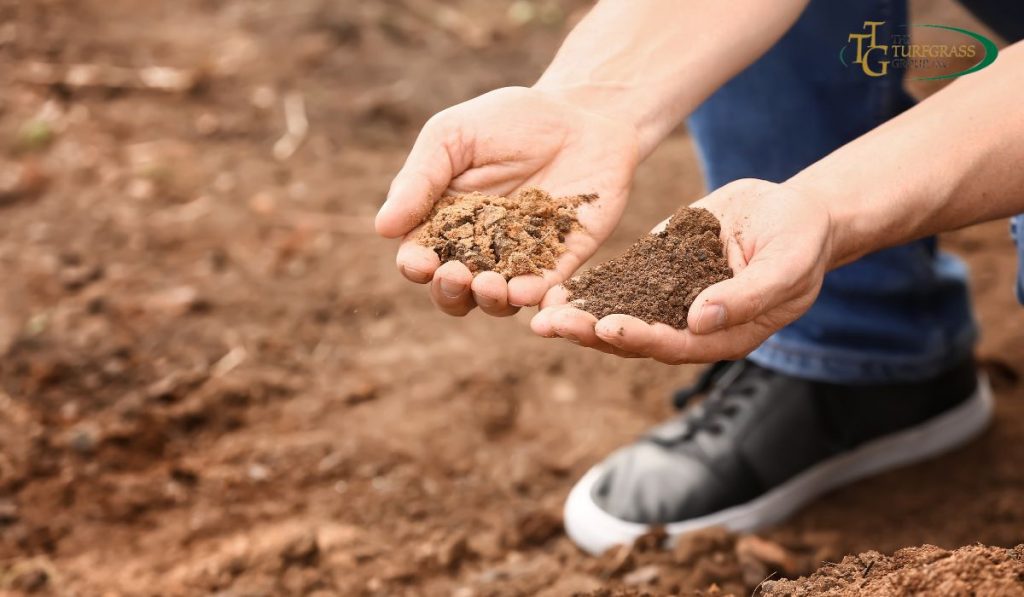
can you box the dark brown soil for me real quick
[564,207,732,328]
[419,188,594,279]
[761,543,1024,596]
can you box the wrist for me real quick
[531,80,664,159]
[781,176,859,271]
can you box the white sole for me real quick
[564,375,994,555]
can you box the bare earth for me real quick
[0,1,1021,595]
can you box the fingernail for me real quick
[402,265,431,283]
[698,303,727,334]
[562,333,581,344]
[440,279,466,299]
[476,294,498,308]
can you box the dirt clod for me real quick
[280,531,320,568]
[564,207,732,329]
[418,188,595,279]
[761,543,1024,596]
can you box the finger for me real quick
[507,274,549,308]
[539,284,570,310]
[430,261,475,316]
[532,305,643,357]
[376,111,470,238]
[596,314,763,364]
[530,304,571,337]
[396,234,441,284]
[686,253,794,335]
[549,307,608,348]
[471,271,519,317]
[595,315,696,364]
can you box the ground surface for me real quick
[0,1,1021,595]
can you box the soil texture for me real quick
[0,0,1019,595]
[419,188,594,279]
[565,207,732,328]
[761,543,1024,596]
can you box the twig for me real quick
[272,92,308,161]
[18,62,202,93]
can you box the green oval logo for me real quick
[840,21,999,80]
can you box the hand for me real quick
[375,86,640,317]
[531,179,834,363]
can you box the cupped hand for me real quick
[531,179,834,363]
[376,86,640,317]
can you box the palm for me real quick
[377,87,640,316]
[532,180,832,363]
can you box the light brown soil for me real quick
[419,188,594,279]
[761,543,1024,596]
[0,1,1019,596]
[564,207,732,329]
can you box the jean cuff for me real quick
[747,325,978,385]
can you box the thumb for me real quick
[686,253,793,335]
[375,112,471,238]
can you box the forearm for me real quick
[788,41,1024,268]
[534,0,809,157]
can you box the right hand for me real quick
[531,179,833,363]
[375,86,640,317]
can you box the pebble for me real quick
[623,564,661,586]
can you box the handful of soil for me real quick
[564,207,732,329]
[418,188,595,279]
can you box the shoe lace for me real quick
[656,361,765,442]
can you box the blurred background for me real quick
[0,0,1020,595]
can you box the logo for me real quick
[841,21,998,80]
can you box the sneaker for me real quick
[564,358,993,555]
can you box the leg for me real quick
[562,0,992,555]
[686,0,975,383]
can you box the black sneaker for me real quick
[564,358,992,555]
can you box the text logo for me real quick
[841,21,998,80]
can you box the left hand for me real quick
[530,179,834,363]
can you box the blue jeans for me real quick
[686,0,978,384]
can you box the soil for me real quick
[564,207,732,328]
[0,1,1020,596]
[419,188,594,279]
[761,543,1024,596]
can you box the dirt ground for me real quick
[0,1,1021,595]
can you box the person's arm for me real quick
[791,40,1024,268]
[534,0,810,158]
[533,40,1024,363]
[376,0,810,318]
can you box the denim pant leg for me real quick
[686,0,976,384]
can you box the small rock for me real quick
[508,508,562,548]
[477,205,507,228]
[342,380,378,405]
[280,531,320,567]
[0,159,47,207]
[0,499,19,524]
[633,526,668,553]
[594,543,635,577]
[674,526,736,564]
[438,533,471,572]
[536,573,602,596]
[623,564,660,586]
[11,565,49,592]
[147,285,209,316]
[145,370,209,403]
[247,463,270,481]
[67,423,101,454]
[735,535,798,576]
